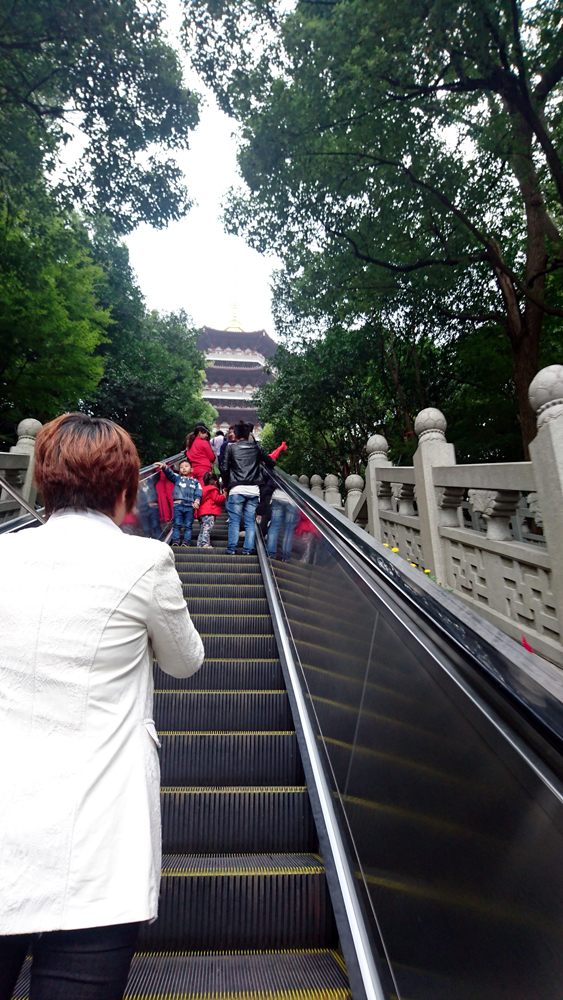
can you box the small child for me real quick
[155,459,202,546]
[196,471,225,548]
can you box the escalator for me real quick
[8,466,563,999]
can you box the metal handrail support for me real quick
[0,473,45,524]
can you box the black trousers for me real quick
[0,922,140,1000]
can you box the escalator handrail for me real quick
[0,473,45,524]
[266,467,563,764]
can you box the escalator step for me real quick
[190,614,274,636]
[175,554,259,565]
[140,854,336,950]
[179,597,270,615]
[154,659,284,691]
[181,573,263,586]
[159,732,304,786]
[183,584,265,599]
[161,787,317,853]
[154,691,292,731]
[11,949,351,1000]
[200,634,278,658]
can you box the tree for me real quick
[1,0,200,232]
[186,0,563,454]
[83,223,215,463]
[0,203,109,448]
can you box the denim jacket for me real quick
[163,466,202,505]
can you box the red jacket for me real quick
[187,438,216,481]
[197,484,226,517]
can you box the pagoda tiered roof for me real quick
[197,327,277,358]
[198,325,277,430]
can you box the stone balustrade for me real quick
[293,365,563,667]
[0,418,43,522]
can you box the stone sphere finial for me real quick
[345,474,364,492]
[10,418,42,454]
[366,433,389,458]
[529,365,563,428]
[324,474,339,488]
[310,474,323,488]
[414,407,447,442]
[298,474,310,489]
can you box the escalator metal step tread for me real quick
[176,556,259,566]
[154,660,284,691]
[11,950,350,1000]
[141,857,336,949]
[190,614,274,635]
[161,788,317,852]
[159,732,304,786]
[181,573,264,586]
[198,635,278,658]
[183,585,266,598]
[161,853,323,875]
[154,691,292,731]
[181,598,270,615]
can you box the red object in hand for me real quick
[522,635,534,652]
[269,441,288,461]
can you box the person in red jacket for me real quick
[186,426,216,485]
[196,471,226,547]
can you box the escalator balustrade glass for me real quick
[264,477,563,1000]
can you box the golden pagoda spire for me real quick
[225,301,243,333]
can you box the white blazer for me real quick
[0,510,204,934]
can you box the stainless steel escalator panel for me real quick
[266,499,563,999]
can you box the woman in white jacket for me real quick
[0,413,204,1000]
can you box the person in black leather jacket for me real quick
[220,422,275,554]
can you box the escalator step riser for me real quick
[161,789,317,853]
[201,634,278,658]
[190,614,274,636]
[154,692,292,731]
[175,555,259,565]
[183,584,266,599]
[181,573,263,586]
[139,873,337,950]
[154,660,284,690]
[178,598,269,615]
[159,733,304,786]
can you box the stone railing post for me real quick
[0,418,42,509]
[344,474,364,520]
[310,474,324,498]
[413,408,456,583]
[324,474,343,508]
[365,433,392,541]
[298,475,310,491]
[528,365,563,629]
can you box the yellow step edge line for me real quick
[162,868,325,878]
[154,690,286,696]
[158,731,295,736]
[160,785,306,792]
[124,991,349,999]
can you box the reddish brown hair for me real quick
[35,413,140,516]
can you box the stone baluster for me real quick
[397,483,416,516]
[1,418,42,508]
[413,407,456,584]
[467,489,520,540]
[365,433,392,541]
[298,475,310,490]
[438,486,465,528]
[323,474,343,508]
[344,474,364,520]
[529,365,563,630]
[310,474,324,498]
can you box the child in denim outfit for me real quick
[155,460,202,545]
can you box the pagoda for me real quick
[197,317,277,433]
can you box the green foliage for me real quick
[1,0,200,232]
[0,204,109,448]
[187,0,563,453]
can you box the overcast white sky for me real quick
[124,1,280,336]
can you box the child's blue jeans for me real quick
[172,504,195,543]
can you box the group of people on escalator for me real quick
[134,419,292,558]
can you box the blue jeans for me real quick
[172,504,195,543]
[139,503,161,539]
[266,500,298,560]
[226,494,259,553]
